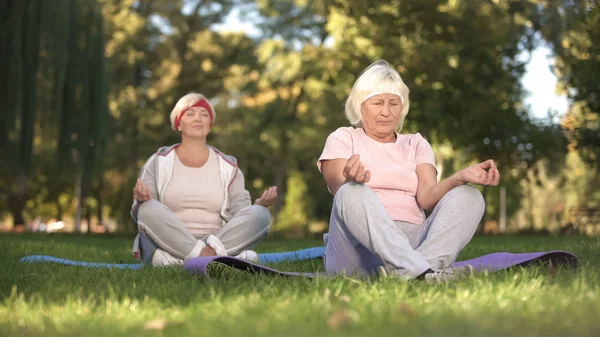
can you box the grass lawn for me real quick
[1,233,599,337]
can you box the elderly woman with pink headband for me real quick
[131,92,277,266]
[318,60,500,283]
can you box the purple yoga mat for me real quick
[451,250,578,272]
[184,250,578,279]
[184,256,318,278]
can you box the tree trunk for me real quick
[11,200,26,229]
[271,135,290,228]
[11,175,28,230]
[96,176,104,229]
[19,0,41,175]
[85,198,92,234]
[10,0,42,231]
[55,199,63,220]
[74,170,82,232]
[0,1,26,149]
[527,185,535,231]
[477,185,489,234]
[499,186,507,233]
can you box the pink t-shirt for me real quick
[317,127,436,225]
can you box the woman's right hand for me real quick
[133,179,151,202]
[343,154,371,184]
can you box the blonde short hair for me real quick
[169,92,216,131]
[344,59,410,131]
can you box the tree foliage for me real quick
[537,0,600,163]
[0,0,594,235]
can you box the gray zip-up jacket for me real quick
[130,144,251,259]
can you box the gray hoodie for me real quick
[130,144,251,260]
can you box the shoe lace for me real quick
[427,269,454,281]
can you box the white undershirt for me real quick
[162,148,224,238]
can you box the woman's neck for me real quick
[362,128,397,143]
[179,137,208,155]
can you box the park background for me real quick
[1,0,599,238]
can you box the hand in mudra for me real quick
[133,179,151,202]
[458,159,500,186]
[343,154,371,184]
[255,186,278,207]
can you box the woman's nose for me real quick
[380,104,391,116]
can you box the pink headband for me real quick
[175,99,214,129]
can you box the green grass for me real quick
[1,234,599,337]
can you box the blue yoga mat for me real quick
[19,255,144,270]
[259,246,325,263]
[19,246,327,269]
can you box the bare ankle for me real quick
[199,246,216,257]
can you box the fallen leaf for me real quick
[397,302,417,318]
[144,319,168,330]
[549,259,557,277]
[338,295,351,303]
[327,310,354,330]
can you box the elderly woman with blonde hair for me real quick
[318,60,500,283]
[131,92,277,266]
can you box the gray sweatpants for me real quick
[136,200,270,264]
[324,183,485,279]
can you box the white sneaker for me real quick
[377,265,390,278]
[235,250,259,262]
[152,249,183,267]
[377,264,474,283]
[425,265,475,284]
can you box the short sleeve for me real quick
[414,133,436,167]
[317,128,354,171]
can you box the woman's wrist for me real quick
[450,172,466,186]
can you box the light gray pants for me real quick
[324,183,485,279]
[137,200,271,264]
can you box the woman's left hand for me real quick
[255,186,278,207]
[457,159,500,186]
